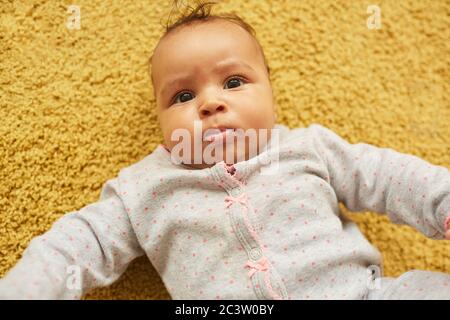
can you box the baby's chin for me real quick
[180,143,245,169]
[167,127,276,169]
[181,137,267,169]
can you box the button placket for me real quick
[249,247,262,261]
[215,163,286,300]
[226,193,266,299]
[230,187,242,197]
[225,189,280,299]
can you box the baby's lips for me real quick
[203,128,235,142]
[203,129,222,142]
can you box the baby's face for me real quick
[151,20,276,168]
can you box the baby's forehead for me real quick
[151,20,264,81]
[155,19,259,57]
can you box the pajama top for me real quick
[0,123,449,299]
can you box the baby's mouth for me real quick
[203,128,236,142]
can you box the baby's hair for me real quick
[148,0,270,85]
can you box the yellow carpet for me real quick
[0,0,448,300]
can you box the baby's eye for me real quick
[225,77,245,89]
[174,91,194,104]
[171,77,245,105]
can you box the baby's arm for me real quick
[309,124,450,240]
[0,177,145,299]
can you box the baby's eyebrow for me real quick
[160,59,255,98]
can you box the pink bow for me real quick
[224,193,248,208]
[245,257,269,278]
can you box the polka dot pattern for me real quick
[2,123,448,299]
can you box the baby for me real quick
[1,1,449,300]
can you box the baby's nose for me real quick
[199,102,227,117]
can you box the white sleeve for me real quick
[310,124,450,240]
[0,178,145,299]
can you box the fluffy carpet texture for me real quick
[0,0,449,299]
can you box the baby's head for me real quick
[149,1,277,168]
